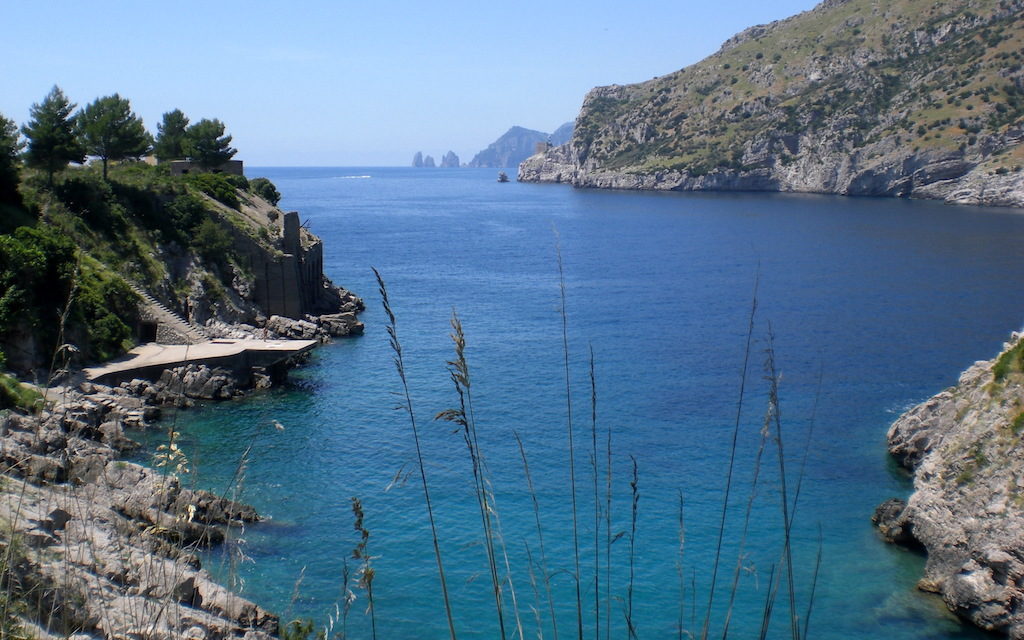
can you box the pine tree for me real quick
[154,109,189,162]
[0,113,24,208]
[78,93,152,180]
[21,86,85,186]
[183,118,236,169]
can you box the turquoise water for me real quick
[157,168,1024,638]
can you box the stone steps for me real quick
[125,282,210,344]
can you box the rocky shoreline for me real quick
[874,332,1024,638]
[0,308,364,639]
[518,137,1024,209]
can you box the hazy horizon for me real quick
[4,0,820,166]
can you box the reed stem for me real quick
[515,431,559,640]
[372,267,457,640]
[589,346,600,640]
[554,235,583,640]
[626,455,639,640]
[701,271,759,640]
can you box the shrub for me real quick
[249,177,281,205]
[186,173,240,209]
[73,270,139,362]
[0,372,42,412]
[192,218,233,264]
[165,193,208,236]
[993,340,1024,381]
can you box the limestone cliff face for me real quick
[520,0,1024,207]
[878,334,1024,637]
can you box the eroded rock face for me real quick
[878,333,1024,637]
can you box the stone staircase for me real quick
[126,282,210,345]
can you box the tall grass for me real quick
[515,431,559,640]
[436,311,506,636]
[372,267,457,640]
[554,234,583,640]
[356,265,824,640]
[626,455,639,640]
[351,497,377,640]
[701,272,759,640]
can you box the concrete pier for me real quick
[83,339,318,387]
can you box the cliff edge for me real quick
[520,0,1024,207]
[876,333,1024,637]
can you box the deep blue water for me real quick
[156,167,1024,638]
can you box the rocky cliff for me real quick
[876,333,1024,637]
[520,0,1024,207]
[440,150,460,167]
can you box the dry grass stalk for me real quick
[554,234,583,640]
[351,497,377,640]
[514,431,559,640]
[436,310,507,638]
[701,272,758,640]
[626,455,639,640]
[372,267,457,640]
[588,346,600,640]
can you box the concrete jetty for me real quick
[83,338,318,387]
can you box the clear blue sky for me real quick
[2,1,819,166]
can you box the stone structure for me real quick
[169,160,244,177]
[254,211,325,318]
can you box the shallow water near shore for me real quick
[162,167,1024,638]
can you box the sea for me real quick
[140,167,1024,639]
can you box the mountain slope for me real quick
[468,126,550,168]
[521,0,1024,206]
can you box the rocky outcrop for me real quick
[877,333,1024,637]
[423,155,436,168]
[0,384,276,638]
[440,150,460,168]
[520,0,1024,208]
[412,151,424,167]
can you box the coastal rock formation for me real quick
[877,333,1024,637]
[440,150,460,168]
[469,126,551,168]
[520,0,1024,207]
[424,154,436,168]
[412,151,424,167]
[0,385,276,637]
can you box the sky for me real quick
[2,1,821,166]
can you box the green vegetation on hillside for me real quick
[572,0,1024,177]
[0,87,282,376]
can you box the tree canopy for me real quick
[0,114,24,209]
[154,109,189,162]
[183,118,236,169]
[77,94,152,180]
[21,86,85,185]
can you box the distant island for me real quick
[410,123,573,170]
[468,123,573,168]
[520,0,1024,208]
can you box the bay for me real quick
[158,167,1024,638]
